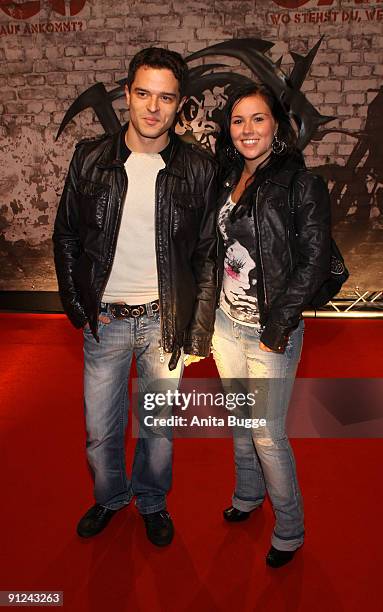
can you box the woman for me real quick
[212,83,331,568]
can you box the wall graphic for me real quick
[0,0,382,292]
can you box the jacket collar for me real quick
[267,170,300,189]
[97,123,185,177]
[96,126,125,168]
[262,154,306,189]
[220,154,306,191]
[221,167,238,190]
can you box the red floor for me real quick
[0,314,382,611]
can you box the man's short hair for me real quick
[127,47,189,98]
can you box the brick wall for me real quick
[0,0,382,290]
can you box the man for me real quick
[53,47,217,546]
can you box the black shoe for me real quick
[223,506,252,522]
[142,510,174,547]
[266,546,296,568]
[77,503,118,538]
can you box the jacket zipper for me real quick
[154,169,168,353]
[255,185,268,308]
[286,227,294,272]
[215,222,221,309]
[216,184,231,309]
[96,165,128,333]
[287,173,296,273]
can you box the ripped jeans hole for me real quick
[253,437,274,447]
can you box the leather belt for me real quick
[100,300,160,319]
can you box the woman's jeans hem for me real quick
[212,307,305,548]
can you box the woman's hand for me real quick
[259,341,276,353]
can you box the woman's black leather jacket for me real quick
[217,155,332,352]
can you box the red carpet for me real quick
[0,313,382,611]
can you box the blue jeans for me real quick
[83,305,183,514]
[212,307,304,552]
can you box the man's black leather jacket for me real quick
[218,155,332,352]
[53,126,218,369]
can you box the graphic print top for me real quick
[218,193,260,326]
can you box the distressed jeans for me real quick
[212,307,305,552]
[83,305,183,514]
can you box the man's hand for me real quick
[183,354,205,367]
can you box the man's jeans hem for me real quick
[101,490,134,511]
[135,499,167,515]
[271,530,305,552]
[232,494,265,513]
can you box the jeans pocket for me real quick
[242,324,262,343]
[83,317,112,336]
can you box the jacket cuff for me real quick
[183,335,212,357]
[69,311,87,329]
[63,301,87,329]
[260,321,291,353]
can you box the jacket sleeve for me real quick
[52,147,87,329]
[183,161,218,357]
[260,172,331,352]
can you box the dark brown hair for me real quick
[127,47,189,98]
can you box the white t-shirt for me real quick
[102,152,165,305]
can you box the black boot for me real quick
[142,510,174,546]
[223,506,252,522]
[77,504,119,538]
[266,546,296,568]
